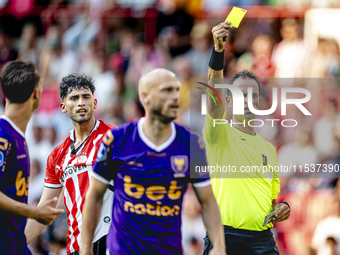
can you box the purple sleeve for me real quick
[190,135,210,185]
[0,134,11,182]
[92,129,117,183]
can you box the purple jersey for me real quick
[0,116,31,255]
[92,118,210,255]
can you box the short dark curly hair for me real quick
[1,60,40,103]
[227,70,261,97]
[59,73,95,100]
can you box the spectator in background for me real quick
[106,94,125,126]
[115,0,155,9]
[305,39,330,78]
[124,32,167,91]
[38,124,59,166]
[157,0,193,57]
[272,19,308,78]
[27,159,44,205]
[17,22,42,67]
[27,115,60,171]
[325,39,340,77]
[79,42,102,77]
[313,99,340,162]
[122,99,143,122]
[278,125,318,178]
[310,180,340,255]
[237,35,275,77]
[27,122,45,164]
[185,21,212,77]
[92,52,117,119]
[62,14,100,54]
[39,23,78,85]
[200,0,231,12]
[278,125,318,193]
[0,27,18,68]
[181,86,205,136]
[170,55,192,116]
[305,39,340,78]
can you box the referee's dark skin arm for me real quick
[207,22,233,119]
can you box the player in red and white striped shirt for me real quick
[25,73,115,255]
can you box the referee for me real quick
[202,22,291,255]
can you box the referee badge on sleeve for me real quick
[171,156,188,178]
[262,154,267,166]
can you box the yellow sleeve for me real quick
[270,145,280,199]
[202,110,228,145]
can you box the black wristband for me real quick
[209,47,225,71]
[278,202,290,210]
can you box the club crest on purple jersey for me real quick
[171,155,188,177]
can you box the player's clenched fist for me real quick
[34,197,64,225]
[212,21,234,52]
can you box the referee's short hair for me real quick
[227,70,261,98]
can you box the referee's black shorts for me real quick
[69,235,107,255]
[203,225,280,255]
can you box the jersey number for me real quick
[15,171,29,197]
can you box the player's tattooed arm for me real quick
[207,22,233,119]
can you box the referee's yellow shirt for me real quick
[203,111,280,231]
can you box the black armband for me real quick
[209,47,225,71]
[278,201,290,210]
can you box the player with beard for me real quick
[0,60,64,255]
[80,68,225,255]
[25,73,115,255]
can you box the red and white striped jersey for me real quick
[44,120,115,254]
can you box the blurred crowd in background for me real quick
[1,0,340,254]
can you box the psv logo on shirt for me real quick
[77,154,87,164]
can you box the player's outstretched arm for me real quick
[207,22,233,119]
[193,184,226,255]
[25,186,63,244]
[0,190,63,226]
[80,177,107,255]
[0,190,63,224]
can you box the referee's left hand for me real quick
[271,203,290,223]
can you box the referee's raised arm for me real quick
[207,22,233,119]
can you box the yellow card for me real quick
[225,7,247,28]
